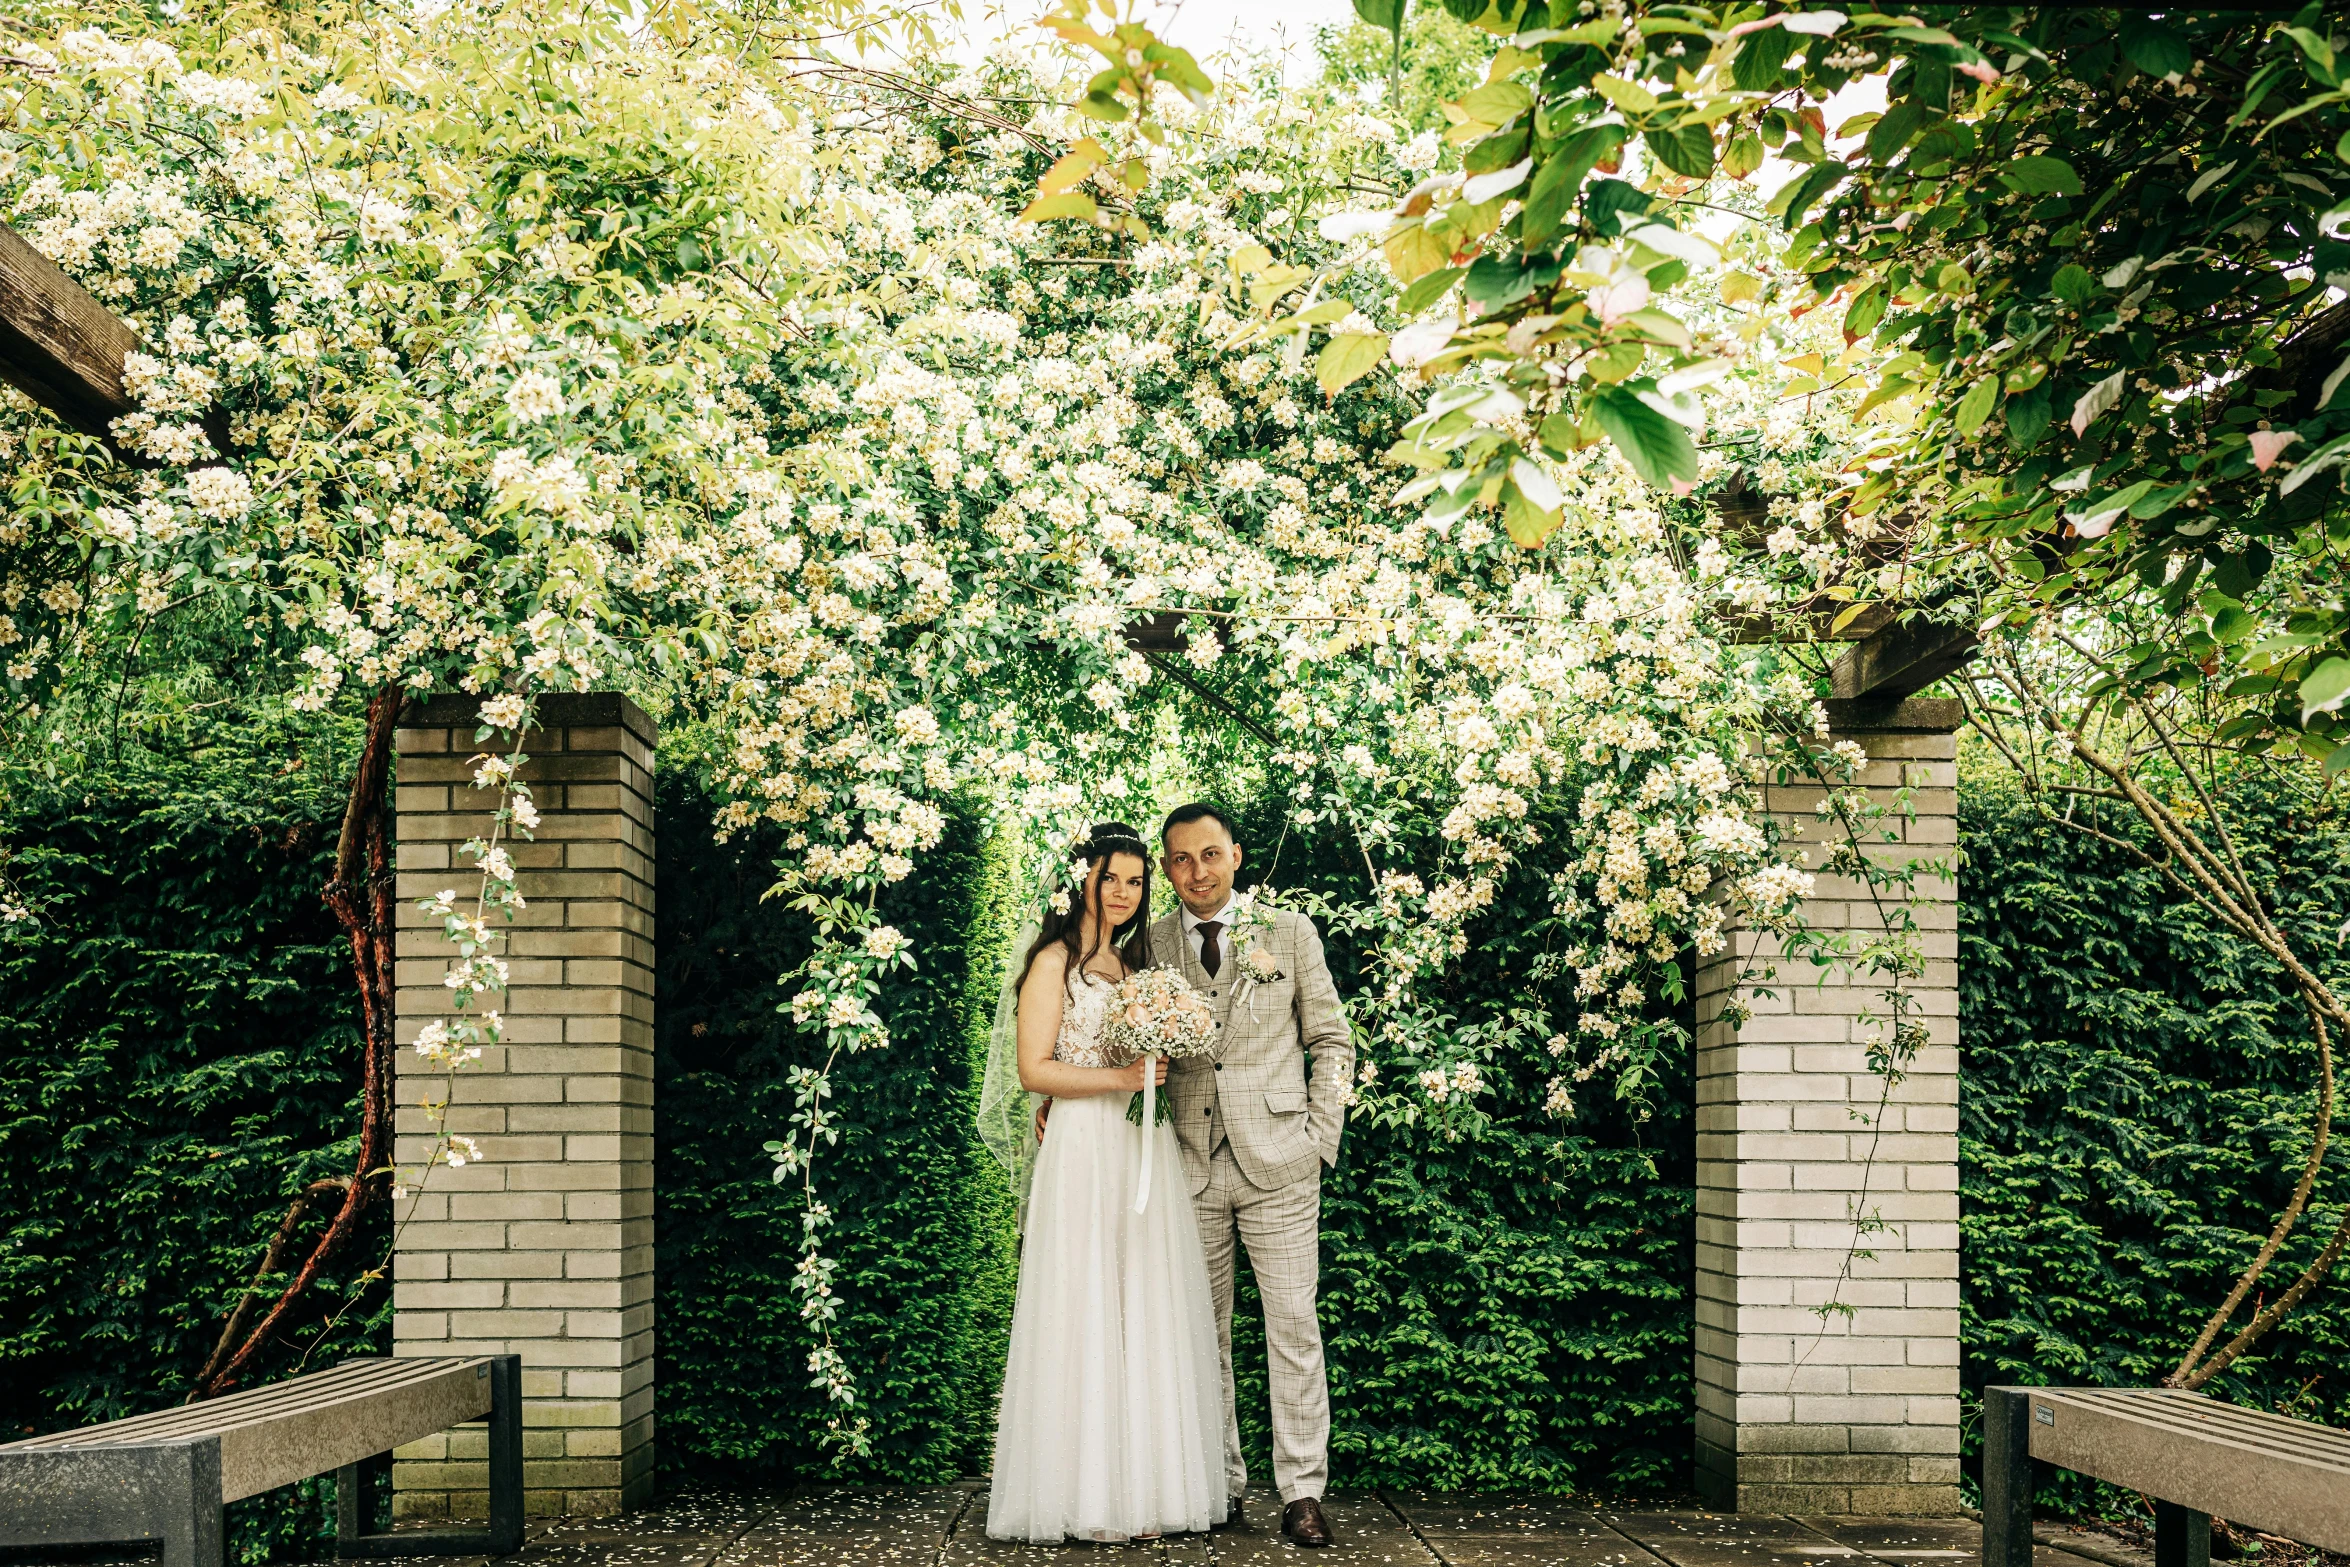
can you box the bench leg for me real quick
[2155,1502,2210,1567]
[1982,1387,2034,1567]
[336,1454,382,1548]
[338,1355,526,1559]
[486,1353,524,1552]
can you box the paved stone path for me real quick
[344,1487,2105,1567]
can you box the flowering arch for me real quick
[0,11,1849,1441]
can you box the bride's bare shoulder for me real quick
[1023,943,1070,987]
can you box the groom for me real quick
[1152,804,1353,1549]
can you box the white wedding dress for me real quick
[986,971,1227,1543]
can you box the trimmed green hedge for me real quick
[651,774,1019,1483]
[1958,770,2350,1504]
[0,718,387,1560]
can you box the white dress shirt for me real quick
[1179,895,1237,972]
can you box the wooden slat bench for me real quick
[0,1356,521,1567]
[1983,1386,2350,1567]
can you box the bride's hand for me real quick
[1116,1054,1170,1092]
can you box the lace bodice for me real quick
[1054,972,1118,1069]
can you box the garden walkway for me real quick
[333,1487,2123,1567]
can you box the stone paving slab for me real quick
[716,1486,974,1567]
[297,1485,2040,1567]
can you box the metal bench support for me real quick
[2156,1500,2212,1567]
[1982,1386,2034,1567]
[337,1355,523,1557]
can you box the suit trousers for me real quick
[1192,1142,1328,1503]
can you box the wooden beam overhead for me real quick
[1829,615,1980,702]
[0,221,137,440]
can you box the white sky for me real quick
[942,0,1363,84]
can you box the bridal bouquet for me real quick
[1107,968,1218,1126]
[1103,967,1217,1214]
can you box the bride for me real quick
[977,822,1227,1543]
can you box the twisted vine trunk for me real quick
[195,685,402,1396]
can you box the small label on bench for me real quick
[2035,1405,2054,1426]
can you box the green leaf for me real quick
[1583,177,1656,237]
[1522,125,1625,250]
[1017,190,1100,224]
[1352,0,1405,36]
[1955,376,1998,436]
[1396,266,1468,316]
[1999,156,2082,197]
[1643,122,1715,179]
[2280,25,2339,86]
[1845,280,1890,338]
[1589,75,1659,115]
[1460,82,1535,125]
[1732,26,1796,92]
[1589,384,1698,489]
[1866,100,1933,164]
[2120,27,2193,79]
[2211,604,2257,644]
[1771,162,1846,231]
[1316,332,1391,396]
[2302,657,2350,722]
[2005,383,2052,448]
[2050,264,2095,307]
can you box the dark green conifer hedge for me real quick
[1958,772,2350,1504]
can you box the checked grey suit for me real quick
[1151,903,1353,1504]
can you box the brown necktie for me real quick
[1197,920,1224,979]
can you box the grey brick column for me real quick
[389,693,656,1518]
[1692,696,1961,1514]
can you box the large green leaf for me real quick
[1589,385,1698,489]
[1316,332,1390,396]
[1999,155,2082,197]
[2302,657,2350,721]
[1522,125,1625,250]
[1771,162,1846,231]
[1643,122,1715,179]
[1866,101,1934,163]
[1731,25,1796,91]
[2121,25,2192,78]
[1352,0,1405,37]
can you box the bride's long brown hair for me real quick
[1015,822,1156,990]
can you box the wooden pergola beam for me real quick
[0,221,137,439]
[1829,615,1979,701]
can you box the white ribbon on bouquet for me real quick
[1133,1054,1160,1215]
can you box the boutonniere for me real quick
[1230,890,1287,1012]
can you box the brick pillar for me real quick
[390,693,656,1518]
[1692,696,1961,1514]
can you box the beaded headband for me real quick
[1082,831,1150,859]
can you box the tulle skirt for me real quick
[986,1091,1226,1543]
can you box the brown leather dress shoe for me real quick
[1282,1497,1332,1547]
[1213,1494,1243,1530]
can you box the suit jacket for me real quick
[1152,904,1353,1195]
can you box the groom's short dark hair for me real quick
[1160,802,1236,846]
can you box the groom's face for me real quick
[1162,818,1241,920]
